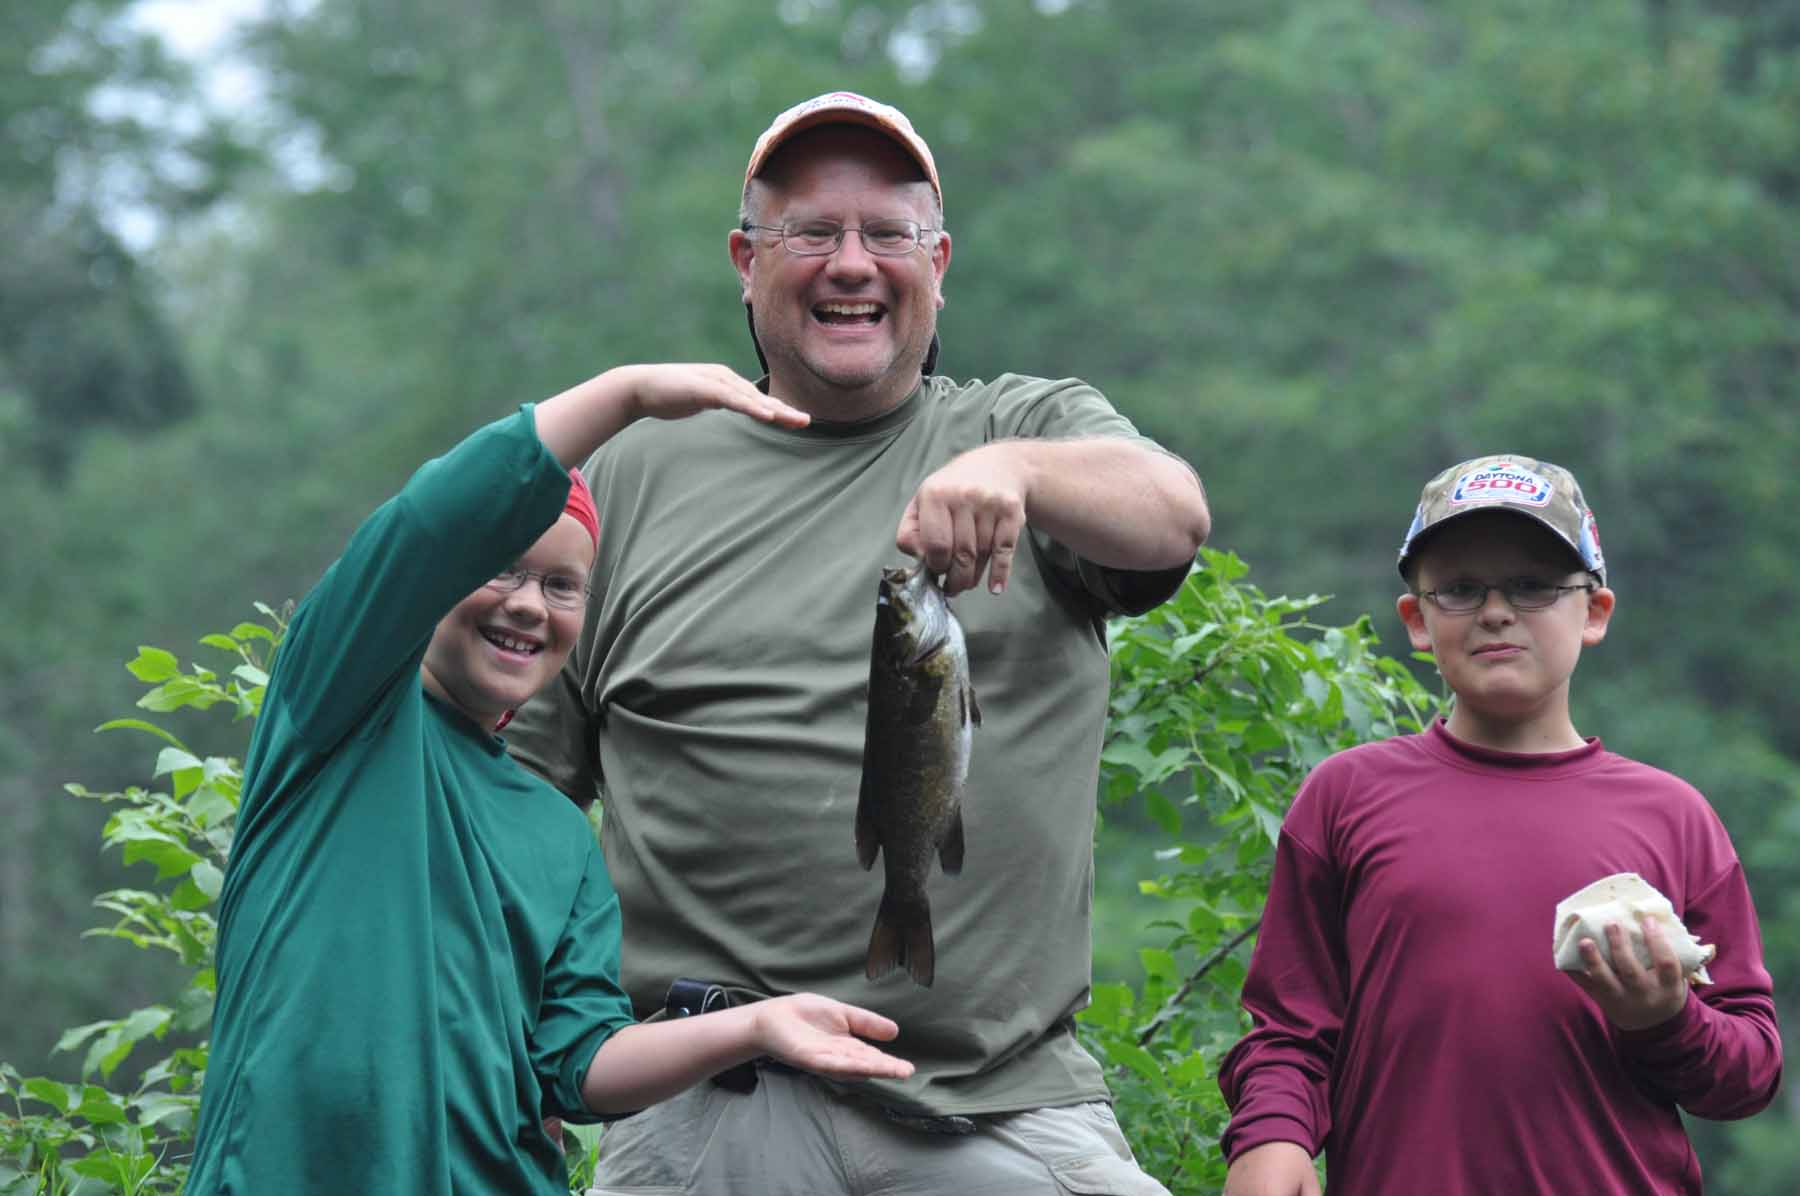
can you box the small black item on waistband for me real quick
[664,977,731,1019]
[663,978,760,1093]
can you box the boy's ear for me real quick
[1583,586,1616,646]
[1396,592,1433,654]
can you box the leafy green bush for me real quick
[1078,550,1437,1193]
[0,606,285,1196]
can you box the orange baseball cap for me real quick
[744,91,942,209]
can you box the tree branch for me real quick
[1136,918,1261,1049]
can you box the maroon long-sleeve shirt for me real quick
[1220,720,1781,1195]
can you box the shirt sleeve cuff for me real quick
[1614,989,1706,1060]
[1224,1113,1319,1163]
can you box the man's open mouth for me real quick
[813,301,885,326]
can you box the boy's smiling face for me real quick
[1397,510,1615,751]
[421,513,594,730]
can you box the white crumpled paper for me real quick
[1552,872,1714,985]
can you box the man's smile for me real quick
[812,300,887,327]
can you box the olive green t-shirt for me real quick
[507,374,1189,1116]
[188,409,636,1196]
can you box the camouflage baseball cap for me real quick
[1397,454,1606,585]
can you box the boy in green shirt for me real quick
[186,364,912,1196]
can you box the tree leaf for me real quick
[126,647,180,683]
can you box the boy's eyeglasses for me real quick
[1421,577,1596,614]
[484,566,590,610]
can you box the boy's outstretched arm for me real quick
[579,993,913,1114]
[533,363,808,467]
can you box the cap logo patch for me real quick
[1448,462,1553,508]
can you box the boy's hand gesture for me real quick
[1565,911,1690,1031]
[612,363,811,428]
[750,993,915,1080]
[535,363,808,467]
[1223,1141,1321,1196]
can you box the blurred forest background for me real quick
[3,0,1797,1186]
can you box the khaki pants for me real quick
[584,1068,1170,1196]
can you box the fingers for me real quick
[838,1003,901,1042]
[912,489,956,580]
[1573,921,1688,1031]
[1605,923,1644,983]
[902,449,1029,595]
[805,1040,915,1080]
[695,365,809,427]
[895,498,923,558]
[945,504,980,594]
[632,364,810,427]
[761,996,914,1080]
[987,507,1024,595]
[1637,913,1685,985]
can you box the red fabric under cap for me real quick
[563,468,599,547]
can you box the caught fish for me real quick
[856,561,980,987]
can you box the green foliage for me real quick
[1078,550,1437,1192]
[0,609,283,1195]
[5,0,1799,1185]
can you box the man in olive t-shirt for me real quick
[508,92,1211,1196]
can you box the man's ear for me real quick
[1583,586,1616,647]
[930,229,951,310]
[728,228,755,302]
[1397,592,1433,655]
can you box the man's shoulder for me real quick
[928,371,1107,406]
[926,372,1139,443]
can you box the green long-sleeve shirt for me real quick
[188,407,635,1196]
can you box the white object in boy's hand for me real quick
[1553,872,1715,984]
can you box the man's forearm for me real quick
[1008,438,1209,568]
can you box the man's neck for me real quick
[772,373,921,426]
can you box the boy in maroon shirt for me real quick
[1219,455,1781,1196]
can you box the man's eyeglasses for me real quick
[1420,577,1597,614]
[484,566,590,610]
[742,218,939,257]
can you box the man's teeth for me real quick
[817,302,881,320]
[484,630,540,653]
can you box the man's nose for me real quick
[825,228,880,277]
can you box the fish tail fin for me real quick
[865,890,936,987]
